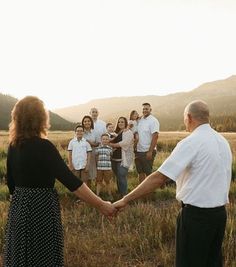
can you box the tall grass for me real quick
[61,195,178,267]
[0,131,236,266]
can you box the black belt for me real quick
[181,201,225,210]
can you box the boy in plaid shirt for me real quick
[95,133,113,198]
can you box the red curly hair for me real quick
[9,96,50,146]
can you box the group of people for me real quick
[4,96,232,267]
[68,103,160,198]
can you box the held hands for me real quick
[75,184,128,219]
[98,201,117,217]
[112,198,128,212]
[98,198,129,218]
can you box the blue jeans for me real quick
[111,161,128,196]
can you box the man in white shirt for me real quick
[114,100,232,267]
[90,107,106,143]
[135,103,160,183]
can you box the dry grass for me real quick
[0,131,236,266]
[61,198,178,267]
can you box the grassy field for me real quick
[0,131,236,267]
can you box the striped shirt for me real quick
[95,145,113,170]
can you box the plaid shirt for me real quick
[95,145,113,170]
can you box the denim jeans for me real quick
[111,161,128,196]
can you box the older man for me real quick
[114,100,232,267]
[89,107,106,143]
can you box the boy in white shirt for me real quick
[68,124,92,183]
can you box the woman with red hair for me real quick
[4,96,115,266]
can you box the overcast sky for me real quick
[1,0,236,109]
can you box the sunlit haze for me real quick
[1,0,236,109]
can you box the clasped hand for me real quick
[99,198,128,218]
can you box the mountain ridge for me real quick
[1,75,236,131]
[0,93,75,130]
[53,75,236,131]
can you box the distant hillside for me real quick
[0,94,75,130]
[54,75,236,131]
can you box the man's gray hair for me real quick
[185,100,210,122]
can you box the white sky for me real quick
[0,0,236,109]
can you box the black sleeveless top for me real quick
[111,132,122,160]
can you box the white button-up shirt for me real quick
[158,124,232,208]
[137,114,160,152]
[68,137,92,170]
[93,119,107,143]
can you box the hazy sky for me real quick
[1,0,236,109]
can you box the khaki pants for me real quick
[96,170,113,184]
[96,170,113,196]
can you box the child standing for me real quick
[95,133,113,198]
[128,110,139,134]
[128,110,139,151]
[106,122,117,140]
[68,124,92,184]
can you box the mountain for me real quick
[54,75,236,131]
[1,75,236,131]
[0,94,75,130]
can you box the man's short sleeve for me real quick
[150,118,160,134]
[68,140,73,151]
[158,139,196,181]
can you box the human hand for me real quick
[146,151,152,160]
[128,123,134,129]
[109,142,114,147]
[99,201,117,217]
[113,198,128,213]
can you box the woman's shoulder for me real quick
[34,137,56,150]
[38,138,62,157]
[123,128,132,133]
[122,129,133,136]
[14,136,53,147]
[8,138,58,158]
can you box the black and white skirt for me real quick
[4,187,64,267]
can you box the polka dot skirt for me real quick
[4,187,64,267]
